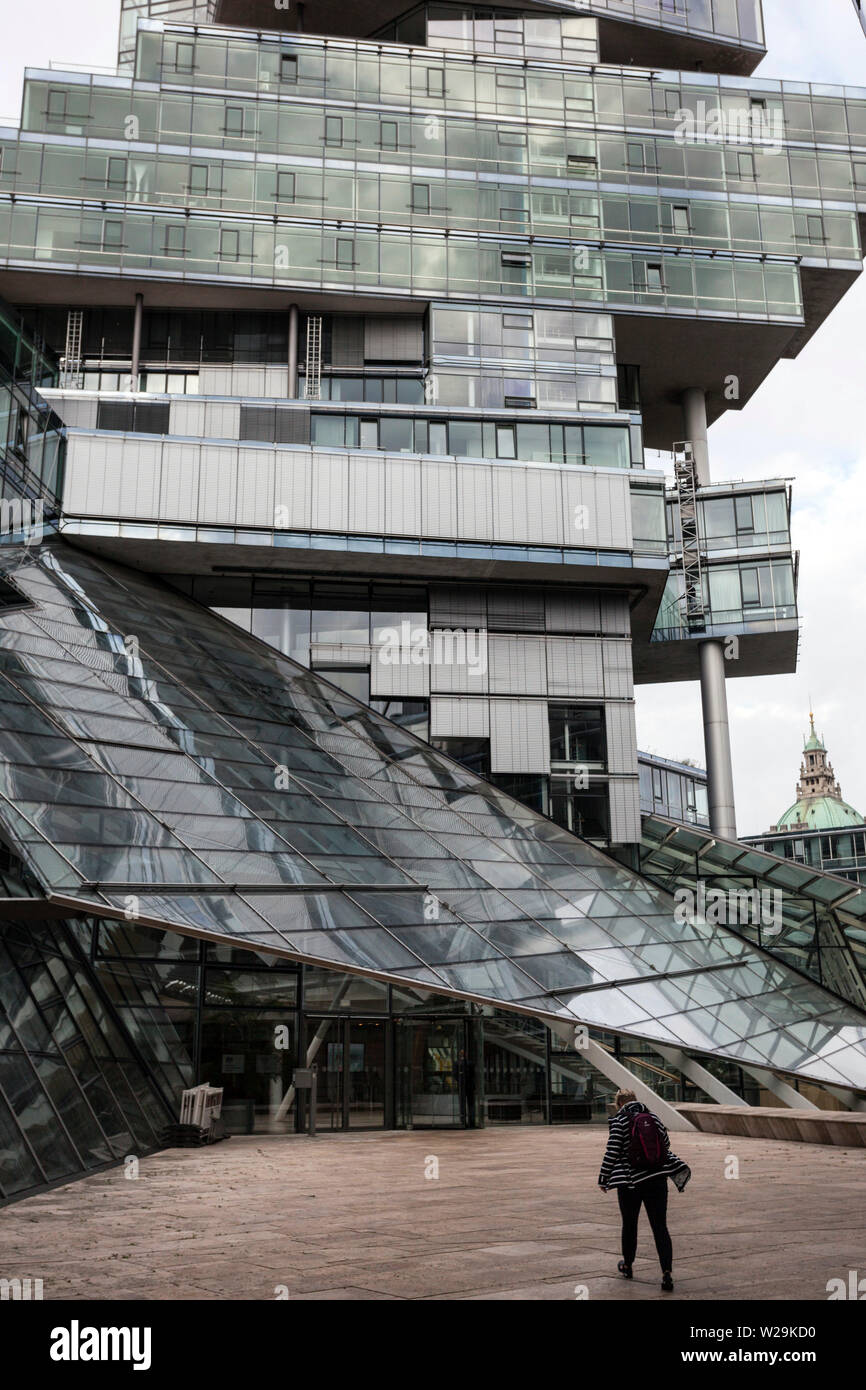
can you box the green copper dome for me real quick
[773,711,863,831]
[775,796,862,831]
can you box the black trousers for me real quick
[617,1175,673,1272]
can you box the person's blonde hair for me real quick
[615,1088,637,1109]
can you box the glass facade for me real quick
[0,911,171,1203]
[0,298,65,516]
[0,538,863,1106]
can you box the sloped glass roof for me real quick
[0,540,865,1093]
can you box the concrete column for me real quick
[655,1045,749,1107]
[287,302,299,398]
[130,292,143,390]
[682,386,710,485]
[740,1065,819,1110]
[549,1023,695,1132]
[699,638,737,841]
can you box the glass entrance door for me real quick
[396,1019,469,1128]
[306,1017,388,1130]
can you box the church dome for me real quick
[772,712,862,832]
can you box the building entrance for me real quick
[304,1017,389,1130]
[396,1018,475,1128]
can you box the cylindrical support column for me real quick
[682,386,710,486]
[287,302,299,398]
[130,292,143,390]
[699,638,737,841]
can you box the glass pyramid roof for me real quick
[0,540,865,1093]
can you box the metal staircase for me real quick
[672,440,707,634]
[305,315,323,400]
[60,310,84,389]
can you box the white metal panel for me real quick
[430,697,490,738]
[236,447,275,527]
[206,401,241,441]
[490,699,550,774]
[608,778,642,843]
[197,367,233,394]
[605,702,639,775]
[385,456,421,535]
[422,459,458,537]
[197,443,239,524]
[159,440,200,522]
[348,453,385,533]
[546,637,604,696]
[492,466,562,545]
[274,451,312,530]
[311,452,349,531]
[457,463,494,539]
[545,591,600,633]
[600,594,631,635]
[488,636,547,695]
[169,399,204,437]
[369,649,430,698]
[429,628,489,694]
[602,639,634,698]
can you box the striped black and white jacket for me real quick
[598,1101,691,1192]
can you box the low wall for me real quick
[676,1103,866,1147]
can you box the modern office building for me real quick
[1,1,866,1201]
[744,715,866,886]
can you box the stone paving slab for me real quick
[1,1126,864,1301]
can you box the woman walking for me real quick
[598,1088,691,1293]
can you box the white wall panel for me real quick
[369,651,429,698]
[490,699,550,774]
[385,457,421,535]
[430,629,489,694]
[159,440,199,522]
[488,636,547,695]
[348,454,385,533]
[602,639,634,698]
[235,448,275,527]
[605,702,639,775]
[430,698,490,738]
[422,460,458,538]
[197,443,238,524]
[546,637,604,696]
[457,463,494,539]
[274,452,312,530]
[609,779,642,843]
[311,453,349,531]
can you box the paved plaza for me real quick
[2,1126,864,1301]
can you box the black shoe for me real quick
[661,1271,674,1292]
[617,1261,633,1279]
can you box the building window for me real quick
[627,142,647,171]
[426,68,445,97]
[219,228,240,261]
[497,129,527,148]
[671,204,690,235]
[46,89,67,121]
[336,238,354,268]
[173,41,195,73]
[806,214,826,244]
[549,783,610,840]
[106,157,127,190]
[102,220,123,249]
[164,224,186,256]
[664,90,681,117]
[276,171,296,202]
[280,54,298,83]
[189,164,209,195]
[496,71,525,90]
[411,183,430,213]
[737,151,756,180]
[224,107,245,138]
[549,705,606,769]
[380,121,398,150]
[325,115,343,146]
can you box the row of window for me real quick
[2,206,802,315]
[92,398,635,468]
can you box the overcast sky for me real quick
[1,0,863,835]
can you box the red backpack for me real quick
[628,1110,664,1170]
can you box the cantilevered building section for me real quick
[0,0,865,1192]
